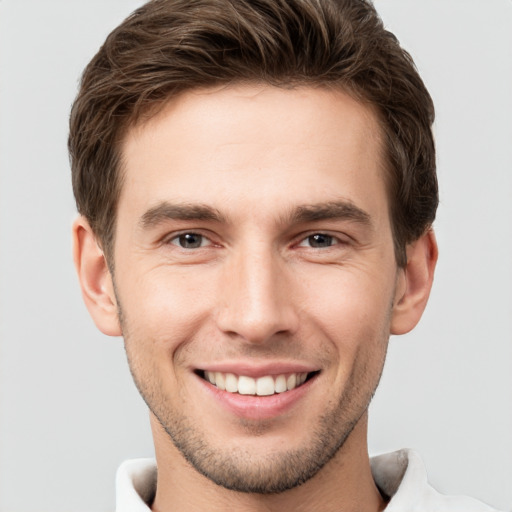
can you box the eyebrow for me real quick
[139,199,372,230]
[288,201,372,226]
[140,202,226,228]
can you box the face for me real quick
[112,85,404,493]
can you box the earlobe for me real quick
[72,216,122,336]
[390,229,438,335]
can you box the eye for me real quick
[170,232,210,249]
[298,233,338,248]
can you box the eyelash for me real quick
[167,232,213,249]
[165,231,347,250]
[297,233,345,249]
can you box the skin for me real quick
[74,84,437,512]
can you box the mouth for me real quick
[196,370,320,397]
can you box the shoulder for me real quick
[371,449,503,512]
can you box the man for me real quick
[68,0,499,511]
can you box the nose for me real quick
[216,245,299,344]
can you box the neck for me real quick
[150,413,387,512]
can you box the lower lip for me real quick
[197,374,316,421]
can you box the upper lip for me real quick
[194,361,319,378]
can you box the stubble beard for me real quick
[124,341,385,495]
[116,291,389,494]
[153,393,363,494]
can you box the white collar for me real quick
[115,449,498,511]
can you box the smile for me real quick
[200,371,318,396]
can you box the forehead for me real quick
[119,84,388,228]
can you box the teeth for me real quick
[203,371,310,396]
[275,375,287,393]
[286,373,297,390]
[215,372,226,391]
[225,373,238,393]
[256,376,275,396]
[238,376,256,395]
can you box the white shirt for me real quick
[115,449,501,511]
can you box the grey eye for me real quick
[174,233,204,249]
[307,234,334,248]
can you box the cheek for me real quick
[298,266,395,357]
[117,264,216,346]
[306,279,392,407]
[304,263,394,317]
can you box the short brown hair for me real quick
[69,0,437,267]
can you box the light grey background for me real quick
[0,1,510,511]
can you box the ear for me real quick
[391,229,438,335]
[72,216,122,336]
